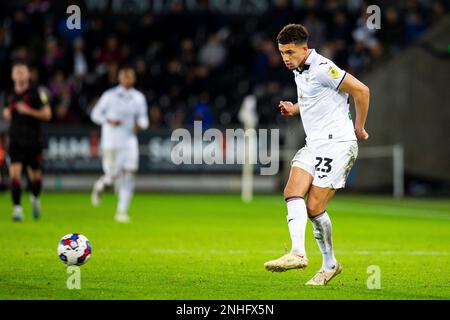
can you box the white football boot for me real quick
[305,261,343,286]
[115,212,130,223]
[264,253,309,272]
[12,206,24,222]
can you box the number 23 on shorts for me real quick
[315,157,333,173]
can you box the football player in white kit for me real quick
[90,66,149,223]
[264,24,370,285]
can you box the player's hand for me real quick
[134,121,143,132]
[355,128,369,141]
[107,119,122,126]
[279,101,299,116]
[15,102,33,115]
[3,108,11,121]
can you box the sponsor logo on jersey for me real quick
[39,89,48,104]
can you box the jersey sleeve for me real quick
[135,94,149,130]
[315,61,347,90]
[90,92,110,125]
[28,87,49,109]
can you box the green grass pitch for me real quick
[0,192,449,300]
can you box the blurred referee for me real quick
[2,61,52,221]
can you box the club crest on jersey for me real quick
[328,66,340,79]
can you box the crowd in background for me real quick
[0,0,448,128]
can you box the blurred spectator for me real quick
[171,108,186,130]
[379,7,405,55]
[11,46,30,63]
[198,34,227,69]
[330,11,351,43]
[148,105,163,130]
[303,13,327,50]
[97,35,123,68]
[192,91,214,129]
[10,10,32,49]
[97,63,119,93]
[431,0,448,21]
[72,38,89,80]
[0,26,11,88]
[29,66,41,86]
[135,57,152,92]
[48,70,75,123]
[42,38,65,80]
[352,4,378,49]
[26,0,50,15]
[348,41,371,75]
[404,4,428,45]
[180,38,196,67]
[0,1,445,127]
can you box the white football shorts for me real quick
[102,140,139,177]
[291,140,358,189]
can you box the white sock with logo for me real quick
[310,211,337,271]
[286,197,308,256]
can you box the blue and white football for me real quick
[57,233,92,266]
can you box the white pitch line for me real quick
[13,248,450,256]
[148,249,450,256]
[329,205,450,221]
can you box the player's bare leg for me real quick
[265,167,312,272]
[27,167,42,220]
[305,185,342,285]
[115,169,136,223]
[9,163,24,221]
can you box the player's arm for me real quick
[91,92,122,126]
[2,94,13,121]
[279,101,300,116]
[15,88,52,121]
[339,73,370,141]
[15,102,51,121]
[91,93,111,125]
[134,95,149,131]
[2,107,11,121]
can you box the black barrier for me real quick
[40,126,278,174]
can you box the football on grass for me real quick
[57,233,92,266]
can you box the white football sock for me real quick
[117,172,135,215]
[286,197,308,256]
[310,211,337,271]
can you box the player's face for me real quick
[278,43,308,70]
[118,69,136,88]
[11,65,30,83]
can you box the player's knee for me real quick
[283,184,304,199]
[306,200,325,217]
[283,185,295,199]
[10,177,21,188]
[28,171,42,182]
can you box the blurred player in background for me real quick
[2,61,52,221]
[264,24,370,285]
[90,66,149,223]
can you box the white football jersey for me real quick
[293,49,356,143]
[91,85,149,149]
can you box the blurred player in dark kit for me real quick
[2,61,52,221]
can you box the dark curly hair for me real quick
[277,24,309,45]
